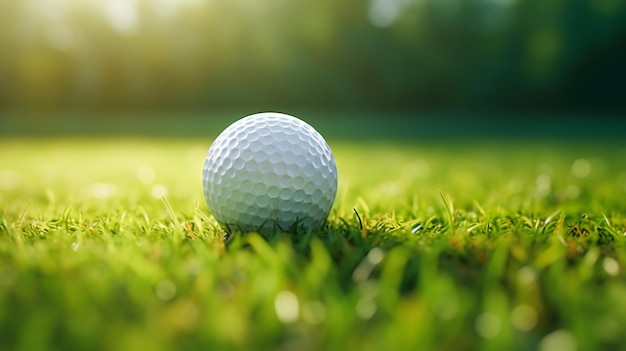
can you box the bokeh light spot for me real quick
[155,279,177,301]
[91,182,116,199]
[44,23,76,51]
[0,170,19,190]
[302,300,327,325]
[540,329,577,351]
[571,158,592,178]
[535,174,552,196]
[602,257,619,276]
[475,312,501,339]
[356,298,377,320]
[105,0,139,36]
[511,304,538,331]
[369,0,406,28]
[151,184,168,199]
[274,290,300,323]
[564,184,580,199]
[138,165,156,184]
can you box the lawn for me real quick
[1,136,626,350]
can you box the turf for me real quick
[1,137,626,351]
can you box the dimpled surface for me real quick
[202,112,338,233]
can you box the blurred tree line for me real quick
[0,0,624,113]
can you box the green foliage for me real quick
[1,138,626,350]
[0,0,624,110]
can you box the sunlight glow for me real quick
[154,0,181,19]
[368,0,408,28]
[32,0,71,22]
[104,0,139,36]
[153,0,204,19]
[24,0,208,37]
[45,23,77,51]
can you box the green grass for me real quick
[1,137,626,351]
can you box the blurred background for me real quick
[0,0,624,137]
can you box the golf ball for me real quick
[202,112,338,233]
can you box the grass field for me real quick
[1,135,626,350]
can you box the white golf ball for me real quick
[202,112,338,233]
